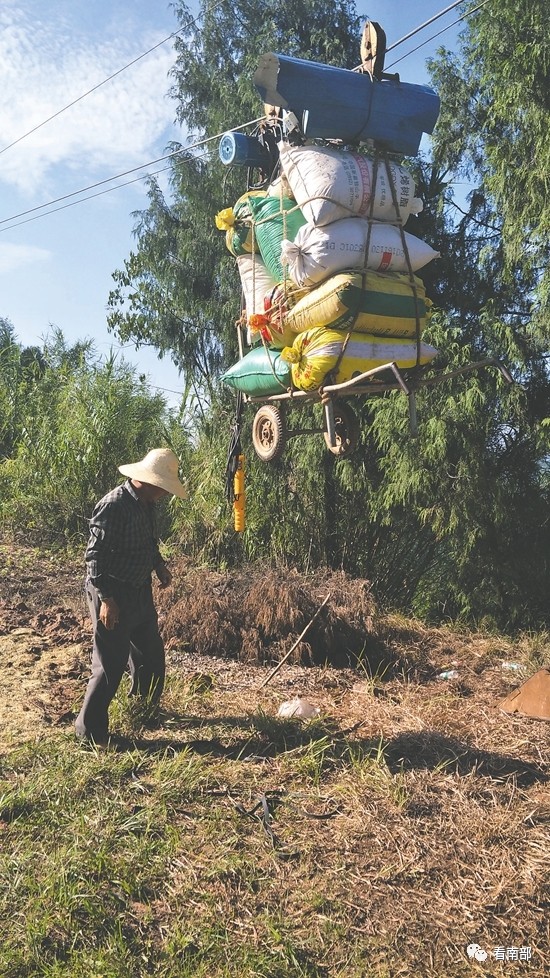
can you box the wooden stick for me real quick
[259,592,331,689]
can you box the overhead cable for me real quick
[352,0,491,71]
[386,0,468,53]
[1,2,487,232]
[386,0,492,69]
[0,119,265,227]
[0,156,208,233]
[0,0,227,157]
[4,0,484,162]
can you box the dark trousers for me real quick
[75,579,165,741]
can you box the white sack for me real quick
[236,254,278,344]
[281,218,439,287]
[267,171,294,199]
[277,697,320,719]
[279,142,423,227]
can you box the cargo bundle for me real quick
[216,20,513,546]
[217,31,443,400]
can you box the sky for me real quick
[0,0,464,408]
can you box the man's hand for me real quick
[156,565,172,589]
[100,596,120,630]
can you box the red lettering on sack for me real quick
[378,251,393,272]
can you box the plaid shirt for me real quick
[85,480,166,598]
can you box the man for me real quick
[75,448,187,745]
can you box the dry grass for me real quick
[0,548,549,976]
[161,563,378,669]
[153,649,549,976]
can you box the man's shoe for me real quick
[76,734,109,749]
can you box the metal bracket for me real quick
[324,400,336,448]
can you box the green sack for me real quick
[248,194,307,281]
[221,347,291,396]
[217,191,266,256]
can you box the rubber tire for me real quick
[324,402,360,457]
[252,405,286,462]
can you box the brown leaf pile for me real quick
[158,563,379,669]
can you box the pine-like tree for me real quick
[107,0,550,629]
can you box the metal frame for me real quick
[245,358,514,448]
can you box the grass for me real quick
[1,659,549,978]
[1,548,549,977]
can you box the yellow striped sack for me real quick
[282,270,429,339]
[281,326,438,392]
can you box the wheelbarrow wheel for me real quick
[324,401,359,457]
[252,405,286,462]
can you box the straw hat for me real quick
[119,448,188,498]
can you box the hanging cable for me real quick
[386,0,492,70]
[353,0,493,71]
[0,0,228,157]
[0,118,265,228]
[386,0,470,53]
[0,2,491,234]
[0,154,209,233]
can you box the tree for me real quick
[106,0,368,571]
[361,0,550,627]
[0,319,49,458]
[0,318,22,458]
[430,2,549,293]
[107,0,362,411]
[107,0,550,630]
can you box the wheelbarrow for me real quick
[245,358,514,462]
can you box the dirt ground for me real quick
[1,541,549,762]
[2,542,549,976]
[0,544,86,743]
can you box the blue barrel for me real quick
[253,53,440,156]
[219,131,271,168]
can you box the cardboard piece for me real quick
[499,667,550,721]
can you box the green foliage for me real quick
[108,164,236,408]
[363,311,549,628]
[107,0,362,410]
[6,5,549,631]
[408,0,550,626]
[0,328,174,544]
[428,0,550,307]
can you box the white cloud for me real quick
[0,242,51,273]
[0,1,180,197]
